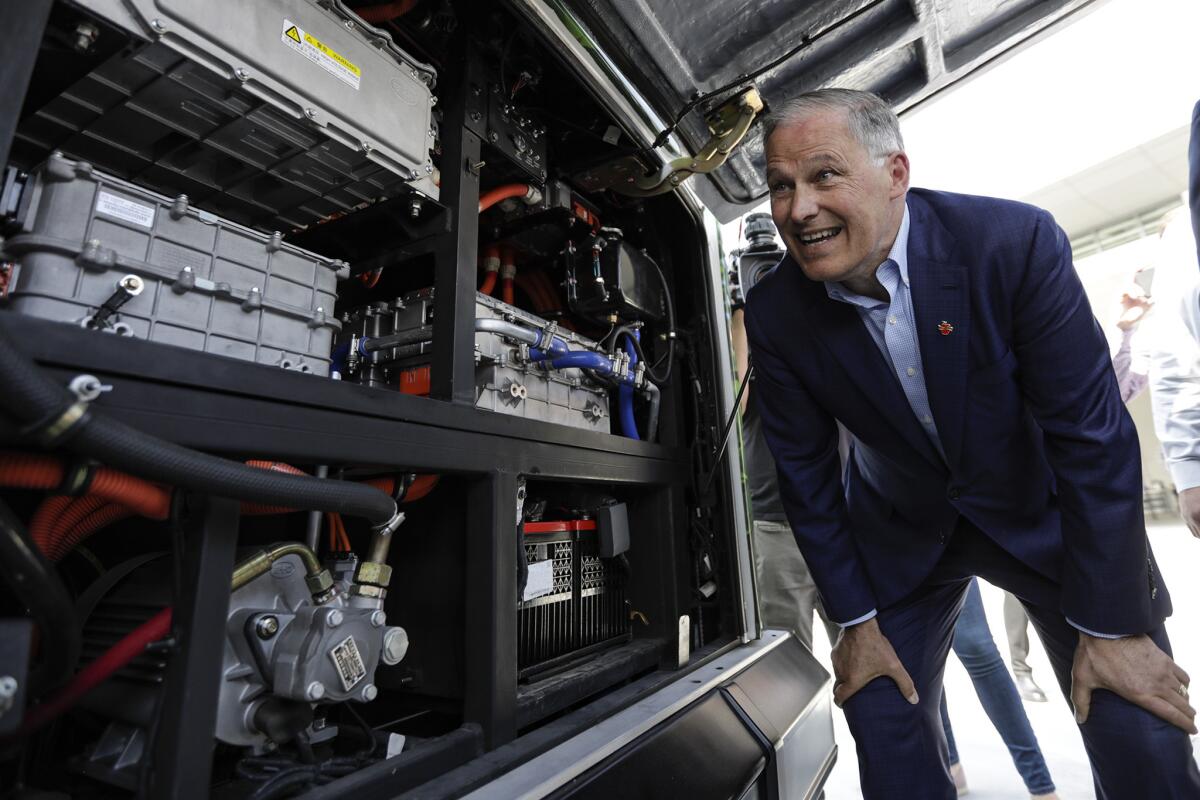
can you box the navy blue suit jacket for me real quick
[1189,100,1200,267]
[744,189,1169,635]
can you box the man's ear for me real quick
[888,152,911,198]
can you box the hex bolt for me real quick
[469,110,482,123]
[381,627,409,665]
[120,275,144,295]
[326,609,344,628]
[370,610,387,628]
[306,681,326,701]
[0,675,18,715]
[255,615,279,640]
[488,131,499,143]
[360,683,378,702]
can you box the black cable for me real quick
[0,326,397,526]
[644,258,675,385]
[0,498,81,696]
[701,363,755,496]
[644,0,887,151]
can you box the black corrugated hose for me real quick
[0,326,397,526]
[0,498,80,694]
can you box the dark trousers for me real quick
[841,520,1200,799]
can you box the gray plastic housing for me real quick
[4,154,348,375]
[16,0,437,231]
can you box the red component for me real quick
[479,183,531,214]
[571,200,601,232]
[399,365,431,396]
[363,473,440,503]
[353,0,417,23]
[938,320,954,336]
[523,519,598,534]
[20,607,173,734]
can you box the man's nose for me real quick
[789,187,819,223]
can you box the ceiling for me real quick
[1022,124,1189,240]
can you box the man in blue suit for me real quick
[744,88,1199,799]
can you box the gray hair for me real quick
[763,88,904,161]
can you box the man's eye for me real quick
[816,169,836,182]
[769,183,792,195]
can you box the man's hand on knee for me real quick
[1178,487,1200,539]
[1071,633,1197,733]
[831,617,919,708]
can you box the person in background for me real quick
[1147,100,1200,539]
[940,580,1059,799]
[732,302,841,653]
[1003,276,1155,701]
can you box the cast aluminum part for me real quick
[74,0,439,199]
[336,290,613,432]
[215,553,407,749]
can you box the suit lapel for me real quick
[908,195,969,471]
[799,282,946,472]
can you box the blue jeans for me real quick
[940,578,1056,795]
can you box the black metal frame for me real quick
[0,11,726,798]
[145,497,239,800]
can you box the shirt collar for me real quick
[824,202,911,306]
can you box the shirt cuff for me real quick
[1067,617,1130,639]
[838,608,878,628]
[1168,459,1200,492]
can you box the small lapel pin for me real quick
[937,321,954,336]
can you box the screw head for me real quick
[424,163,434,175]
[306,681,326,701]
[255,615,279,639]
[488,131,499,143]
[326,609,344,628]
[360,683,378,702]
[304,107,318,119]
[235,67,249,82]
[151,18,166,33]
[382,627,409,665]
[370,610,386,627]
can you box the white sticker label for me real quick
[522,559,555,601]
[281,19,361,91]
[95,191,155,229]
[329,635,367,690]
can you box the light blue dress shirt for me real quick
[823,204,1117,638]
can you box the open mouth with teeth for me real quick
[798,227,843,246]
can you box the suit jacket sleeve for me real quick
[1190,99,1200,268]
[743,305,878,624]
[1012,210,1153,635]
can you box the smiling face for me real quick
[765,109,910,291]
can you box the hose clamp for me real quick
[18,400,92,447]
[370,508,406,537]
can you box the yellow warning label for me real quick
[280,18,361,91]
